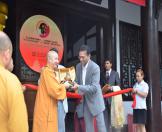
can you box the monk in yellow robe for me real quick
[0,31,28,132]
[33,48,70,132]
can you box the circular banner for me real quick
[20,15,64,73]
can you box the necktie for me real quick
[106,71,109,83]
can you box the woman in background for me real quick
[132,69,149,132]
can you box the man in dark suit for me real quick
[72,45,106,132]
[100,59,120,132]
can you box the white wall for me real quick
[116,0,141,26]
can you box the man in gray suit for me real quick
[100,59,120,132]
[72,45,106,132]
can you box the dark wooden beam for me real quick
[104,0,116,70]
[19,0,110,21]
[141,0,162,131]
[45,0,110,20]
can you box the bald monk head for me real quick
[47,48,59,70]
[0,31,13,70]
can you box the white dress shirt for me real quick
[82,61,89,85]
[106,68,112,77]
[133,80,149,109]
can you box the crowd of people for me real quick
[0,31,149,132]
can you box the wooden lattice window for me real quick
[120,21,142,100]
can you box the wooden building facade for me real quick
[2,0,162,131]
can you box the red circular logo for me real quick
[20,15,64,73]
[37,21,50,38]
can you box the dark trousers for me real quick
[103,97,112,132]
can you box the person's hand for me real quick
[22,85,26,92]
[64,81,72,89]
[132,88,138,94]
[107,85,112,90]
[71,82,79,91]
[102,84,112,94]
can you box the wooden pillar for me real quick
[104,0,116,69]
[141,0,162,131]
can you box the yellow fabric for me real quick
[111,86,125,128]
[33,66,66,132]
[0,64,28,132]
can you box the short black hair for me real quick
[104,58,112,64]
[79,45,91,55]
[49,48,58,53]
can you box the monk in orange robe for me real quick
[33,48,70,132]
[0,31,28,132]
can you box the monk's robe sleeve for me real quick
[43,68,66,100]
[7,76,28,132]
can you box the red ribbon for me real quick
[131,94,136,109]
[23,84,136,107]
[23,84,38,90]
[23,84,82,99]
[103,88,133,98]
[66,92,82,99]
